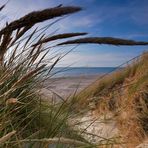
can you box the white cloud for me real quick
[56,51,135,67]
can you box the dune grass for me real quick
[0,2,148,148]
[0,4,92,148]
[75,52,148,147]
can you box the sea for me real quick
[51,67,118,77]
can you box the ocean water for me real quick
[51,67,118,77]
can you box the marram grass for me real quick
[0,2,148,148]
[58,37,148,46]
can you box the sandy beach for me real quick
[41,75,100,99]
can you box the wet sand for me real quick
[41,75,100,99]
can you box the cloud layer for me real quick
[0,0,148,67]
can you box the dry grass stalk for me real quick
[0,131,16,144]
[13,64,46,87]
[24,27,38,48]
[0,32,12,65]
[7,43,20,65]
[32,32,87,46]
[10,25,33,46]
[0,0,10,12]
[58,37,148,46]
[36,50,49,67]
[0,6,82,35]
[0,4,6,11]
[28,44,43,66]
[7,137,87,146]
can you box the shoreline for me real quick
[41,74,100,99]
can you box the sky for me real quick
[0,0,148,67]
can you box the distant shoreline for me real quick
[50,74,101,79]
[41,74,100,99]
[51,67,118,78]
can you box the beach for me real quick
[41,75,99,99]
[40,67,116,99]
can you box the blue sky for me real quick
[0,0,148,67]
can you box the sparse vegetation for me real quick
[76,52,148,147]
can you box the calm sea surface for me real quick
[51,67,118,77]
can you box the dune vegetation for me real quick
[76,52,148,147]
[0,2,148,148]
